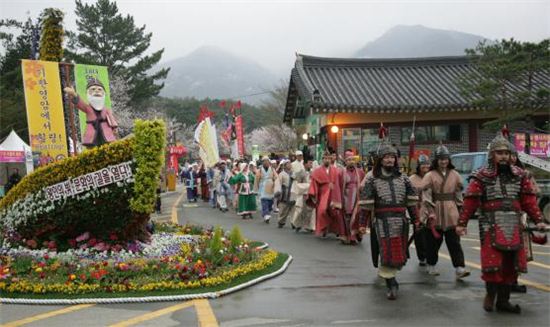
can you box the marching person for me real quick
[291,158,315,233]
[408,154,430,267]
[182,163,199,202]
[229,162,257,219]
[456,129,546,313]
[276,160,296,228]
[340,150,365,245]
[213,161,232,212]
[256,156,278,224]
[422,145,470,279]
[307,151,345,238]
[358,141,418,300]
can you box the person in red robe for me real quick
[456,130,546,314]
[198,163,210,202]
[340,150,365,244]
[307,151,345,238]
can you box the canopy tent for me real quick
[0,130,34,196]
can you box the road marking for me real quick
[108,301,195,327]
[194,299,219,327]
[331,319,377,324]
[438,252,550,292]
[172,190,186,223]
[1,304,94,327]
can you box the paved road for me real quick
[2,186,549,326]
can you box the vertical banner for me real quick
[194,117,220,167]
[234,115,245,157]
[73,64,112,140]
[21,59,68,163]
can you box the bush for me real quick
[0,120,166,250]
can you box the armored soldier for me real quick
[359,142,418,300]
[456,130,546,313]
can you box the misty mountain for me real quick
[157,46,279,104]
[355,25,487,58]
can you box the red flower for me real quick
[88,238,97,246]
[43,254,50,260]
[38,262,46,268]
[80,274,87,281]
[39,272,46,279]
[47,241,57,250]
[109,232,118,241]
[68,239,77,248]
[26,239,37,249]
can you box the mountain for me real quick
[157,46,279,104]
[355,25,487,58]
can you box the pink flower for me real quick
[94,242,109,252]
[47,241,57,250]
[76,232,90,242]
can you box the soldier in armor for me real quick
[456,130,546,313]
[408,154,430,267]
[359,142,419,300]
[422,144,470,279]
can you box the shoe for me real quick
[427,265,440,276]
[295,227,302,233]
[419,259,427,267]
[264,215,271,224]
[273,208,280,213]
[510,283,527,293]
[290,223,296,230]
[455,267,471,279]
[484,282,497,312]
[496,285,521,314]
[385,278,399,300]
[278,223,284,229]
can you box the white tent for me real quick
[0,130,34,195]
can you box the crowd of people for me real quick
[178,129,546,313]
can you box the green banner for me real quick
[73,64,112,140]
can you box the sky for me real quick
[1,0,549,76]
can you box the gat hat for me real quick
[295,150,303,156]
[86,78,105,90]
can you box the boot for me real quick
[496,284,521,314]
[483,282,497,312]
[385,278,399,300]
[510,282,527,293]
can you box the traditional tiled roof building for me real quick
[284,54,549,163]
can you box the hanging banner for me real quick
[514,133,550,158]
[234,115,245,157]
[169,144,187,174]
[21,59,68,163]
[194,117,220,167]
[0,150,25,163]
[73,64,112,140]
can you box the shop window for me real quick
[401,124,461,145]
[342,128,361,155]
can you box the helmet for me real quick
[435,144,450,159]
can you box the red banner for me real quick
[235,115,245,157]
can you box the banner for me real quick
[169,145,186,174]
[21,59,68,162]
[74,64,112,140]
[0,150,25,163]
[194,117,220,167]
[515,133,550,158]
[235,115,245,157]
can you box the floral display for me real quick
[0,223,283,297]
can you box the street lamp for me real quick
[302,133,308,140]
[330,125,339,134]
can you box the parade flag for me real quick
[21,59,69,162]
[234,115,245,157]
[73,64,112,141]
[194,117,220,167]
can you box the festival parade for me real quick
[0,1,549,326]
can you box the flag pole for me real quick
[407,115,416,174]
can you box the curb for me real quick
[0,255,292,305]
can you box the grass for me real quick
[1,253,289,300]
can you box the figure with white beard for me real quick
[64,78,118,148]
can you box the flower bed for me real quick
[0,223,289,300]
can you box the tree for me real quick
[0,18,38,142]
[39,8,64,61]
[246,124,298,154]
[260,79,289,114]
[459,39,550,129]
[67,0,169,105]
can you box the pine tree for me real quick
[39,8,64,61]
[67,0,169,106]
[459,39,550,129]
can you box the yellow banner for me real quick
[21,60,68,164]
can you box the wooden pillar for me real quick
[468,121,478,152]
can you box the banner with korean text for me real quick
[21,59,68,163]
[74,64,112,140]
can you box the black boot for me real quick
[510,282,527,293]
[483,282,498,312]
[496,284,521,314]
[385,278,398,300]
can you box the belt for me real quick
[375,207,406,213]
[433,193,454,201]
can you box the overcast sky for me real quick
[1,0,549,75]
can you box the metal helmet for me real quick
[434,144,450,159]
[488,133,514,153]
[418,154,430,165]
[377,142,398,158]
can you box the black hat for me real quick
[86,78,105,90]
